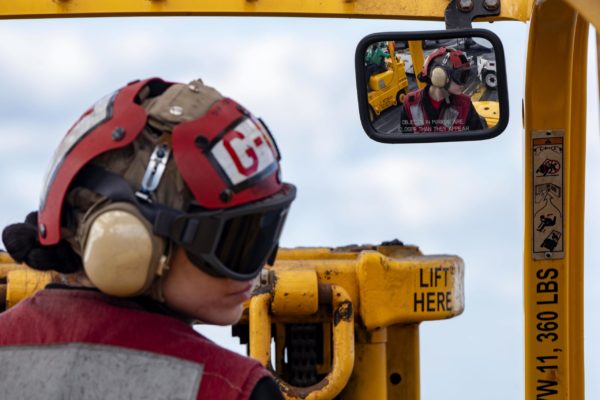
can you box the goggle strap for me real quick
[181,218,200,245]
[153,211,178,238]
[75,164,140,205]
[75,164,176,231]
[266,244,279,266]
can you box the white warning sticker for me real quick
[532,131,564,260]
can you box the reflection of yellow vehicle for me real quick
[473,101,499,128]
[367,42,409,120]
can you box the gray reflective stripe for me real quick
[0,344,203,400]
[409,105,425,127]
[39,91,117,210]
[441,107,459,129]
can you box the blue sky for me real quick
[0,16,598,399]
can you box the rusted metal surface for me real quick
[357,252,465,329]
[333,300,353,326]
[249,282,354,400]
[277,284,354,400]
[272,269,318,316]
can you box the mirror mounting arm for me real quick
[445,0,501,30]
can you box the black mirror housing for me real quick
[356,28,509,143]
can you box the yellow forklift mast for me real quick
[0,0,598,399]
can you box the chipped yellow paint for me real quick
[249,284,355,400]
[272,269,319,316]
[1,252,55,310]
[357,252,464,330]
[6,269,54,309]
[243,245,463,399]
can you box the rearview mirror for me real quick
[355,29,508,143]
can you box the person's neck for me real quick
[429,86,448,102]
[58,271,95,288]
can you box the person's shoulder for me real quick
[454,93,472,103]
[406,87,425,103]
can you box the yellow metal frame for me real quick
[0,0,533,21]
[242,246,464,399]
[0,0,598,399]
[564,0,600,32]
[524,1,588,399]
[249,285,355,400]
[0,254,55,309]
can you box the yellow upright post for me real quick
[343,328,388,399]
[386,324,420,400]
[524,1,587,399]
[409,40,426,90]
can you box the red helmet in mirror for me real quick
[418,47,472,87]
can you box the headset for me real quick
[418,47,472,90]
[39,78,295,297]
[80,202,168,297]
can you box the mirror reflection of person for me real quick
[399,47,486,133]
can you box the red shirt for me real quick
[429,96,444,111]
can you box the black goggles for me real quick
[155,184,296,281]
[451,68,471,85]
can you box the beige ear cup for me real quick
[81,203,165,297]
[430,66,448,88]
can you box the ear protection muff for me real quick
[80,202,168,297]
[430,65,449,88]
[430,51,453,89]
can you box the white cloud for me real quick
[0,28,97,105]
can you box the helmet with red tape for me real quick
[418,47,472,89]
[37,78,295,296]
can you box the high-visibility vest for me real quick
[0,289,270,400]
[403,87,472,133]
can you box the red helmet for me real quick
[418,47,472,86]
[38,78,295,281]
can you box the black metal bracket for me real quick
[445,0,501,30]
